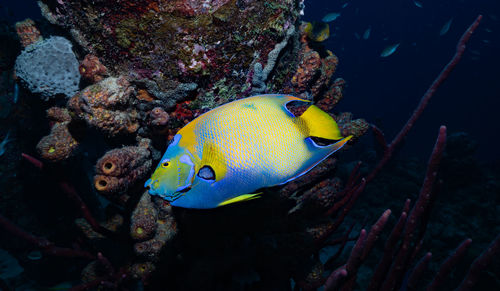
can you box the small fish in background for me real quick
[322,12,341,23]
[482,39,490,44]
[304,21,330,42]
[342,3,349,9]
[413,0,423,8]
[485,28,492,33]
[354,32,361,40]
[0,131,11,156]
[380,43,400,57]
[363,26,371,40]
[440,18,453,36]
[27,250,42,260]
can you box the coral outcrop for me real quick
[39,0,301,108]
[36,107,79,162]
[68,76,139,136]
[14,19,42,48]
[79,54,108,83]
[131,192,177,261]
[94,144,152,203]
[14,36,80,99]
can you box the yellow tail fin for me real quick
[300,105,343,140]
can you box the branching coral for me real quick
[252,26,296,93]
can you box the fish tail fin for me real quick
[299,105,343,140]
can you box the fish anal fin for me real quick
[218,193,262,207]
[300,105,343,140]
[200,141,227,182]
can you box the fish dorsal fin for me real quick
[218,193,262,207]
[200,141,227,182]
[299,105,343,140]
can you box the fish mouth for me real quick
[145,179,185,202]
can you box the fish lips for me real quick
[144,178,185,202]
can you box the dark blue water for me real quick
[304,0,500,162]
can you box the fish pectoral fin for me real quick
[200,141,227,182]
[218,193,263,207]
[300,105,343,140]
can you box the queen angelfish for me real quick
[145,94,352,209]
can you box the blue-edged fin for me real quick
[280,135,353,185]
[218,192,263,206]
[327,135,352,151]
[300,105,343,140]
[200,141,228,182]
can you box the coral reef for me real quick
[68,76,139,136]
[0,2,496,291]
[14,36,80,100]
[131,192,177,261]
[79,54,108,83]
[36,107,79,162]
[149,107,169,127]
[14,19,43,48]
[39,0,300,108]
[94,143,152,203]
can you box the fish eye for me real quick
[161,161,170,168]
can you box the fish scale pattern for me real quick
[193,96,311,187]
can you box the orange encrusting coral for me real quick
[15,19,43,48]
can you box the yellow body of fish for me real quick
[145,94,351,208]
[304,21,330,42]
